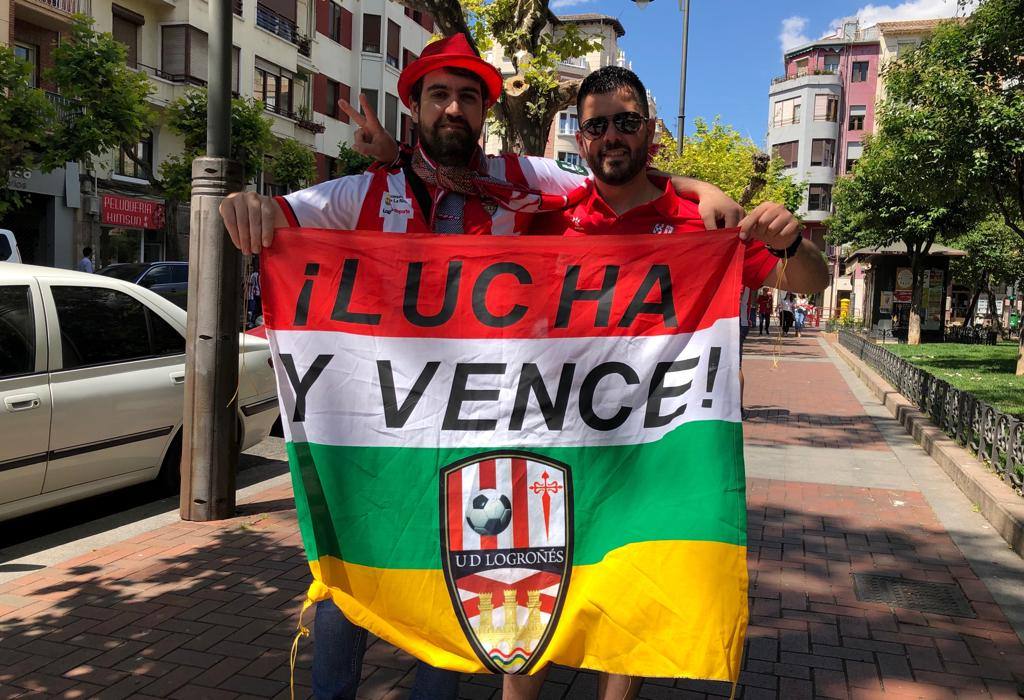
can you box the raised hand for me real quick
[340,93,401,164]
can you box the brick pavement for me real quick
[2,329,1024,699]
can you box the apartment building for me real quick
[481,13,645,166]
[765,17,945,317]
[2,0,431,268]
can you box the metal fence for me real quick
[838,330,1023,496]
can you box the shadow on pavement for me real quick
[2,484,1024,699]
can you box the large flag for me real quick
[262,228,748,681]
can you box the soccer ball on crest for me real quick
[466,489,512,536]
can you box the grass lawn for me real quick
[885,342,1024,418]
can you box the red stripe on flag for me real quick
[512,459,529,549]
[447,469,463,551]
[479,459,497,550]
[261,229,745,338]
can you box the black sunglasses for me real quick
[579,111,648,139]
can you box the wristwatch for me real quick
[766,236,802,259]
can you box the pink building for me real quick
[766,18,943,317]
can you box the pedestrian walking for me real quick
[219,36,745,700]
[757,287,773,334]
[794,293,809,337]
[780,292,795,336]
[77,247,94,273]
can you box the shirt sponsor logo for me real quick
[380,193,414,218]
[652,223,675,235]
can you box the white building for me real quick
[2,0,432,266]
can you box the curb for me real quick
[832,341,1024,558]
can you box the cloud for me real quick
[779,16,812,52]
[550,0,600,10]
[825,0,975,35]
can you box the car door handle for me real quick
[4,393,41,412]
[170,372,186,385]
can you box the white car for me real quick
[0,262,279,522]
[0,230,20,264]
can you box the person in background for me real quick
[757,287,773,335]
[794,293,809,337]
[780,292,796,336]
[77,247,94,273]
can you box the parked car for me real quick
[0,230,21,264]
[0,262,279,522]
[98,261,188,309]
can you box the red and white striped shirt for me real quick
[277,155,588,235]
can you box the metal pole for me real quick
[676,0,690,154]
[181,0,243,521]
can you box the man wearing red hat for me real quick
[220,33,748,700]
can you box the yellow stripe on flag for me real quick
[308,540,747,680]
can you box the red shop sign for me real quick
[101,194,166,230]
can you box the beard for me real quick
[591,138,648,186]
[418,116,480,166]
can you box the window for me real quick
[325,78,341,119]
[845,141,862,173]
[161,26,239,90]
[14,42,39,87]
[361,88,378,116]
[117,132,154,179]
[51,286,184,369]
[112,5,144,69]
[171,265,188,284]
[772,97,801,127]
[362,13,381,53]
[403,49,417,68]
[0,286,35,378]
[556,152,582,167]
[401,113,414,146]
[896,40,918,57]
[559,113,579,135]
[808,184,832,212]
[140,265,173,287]
[254,59,294,116]
[824,55,839,74]
[328,2,343,43]
[810,139,836,167]
[848,105,866,131]
[795,58,808,77]
[386,20,400,69]
[851,61,868,82]
[813,94,838,122]
[772,141,798,169]
[384,93,399,139]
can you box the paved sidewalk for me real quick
[3,329,1024,699]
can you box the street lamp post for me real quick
[631,0,690,154]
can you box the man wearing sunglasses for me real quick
[506,66,828,700]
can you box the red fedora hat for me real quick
[398,33,503,108]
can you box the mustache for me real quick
[599,140,632,157]
[436,116,470,131]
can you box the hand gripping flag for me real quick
[262,228,749,681]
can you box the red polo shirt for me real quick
[528,175,778,290]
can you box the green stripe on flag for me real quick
[287,420,745,569]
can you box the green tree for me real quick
[45,15,154,171]
[0,47,54,219]
[877,0,1024,365]
[947,217,1024,327]
[829,136,978,344]
[161,88,274,200]
[400,0,598,154]
[653,119,803,211]
[335,141,375,177]
[266,139,317,193]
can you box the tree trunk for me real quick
[987,287,1001,334]
[1017,330,1024,376]
[963,270,988,324]
[908,249,924,345]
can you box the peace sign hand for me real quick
[340,93,401,164]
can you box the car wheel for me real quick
[156,432,183,494]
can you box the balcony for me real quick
[136,63,208,88]
[45,91,83,121]
[256,3,300,45]
[262,102,325,133]
[771,70,841,88]
[20,0,90,15]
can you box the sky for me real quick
[546,0,970,148]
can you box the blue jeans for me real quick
[312,599,461,700]
[794,308,807,330]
